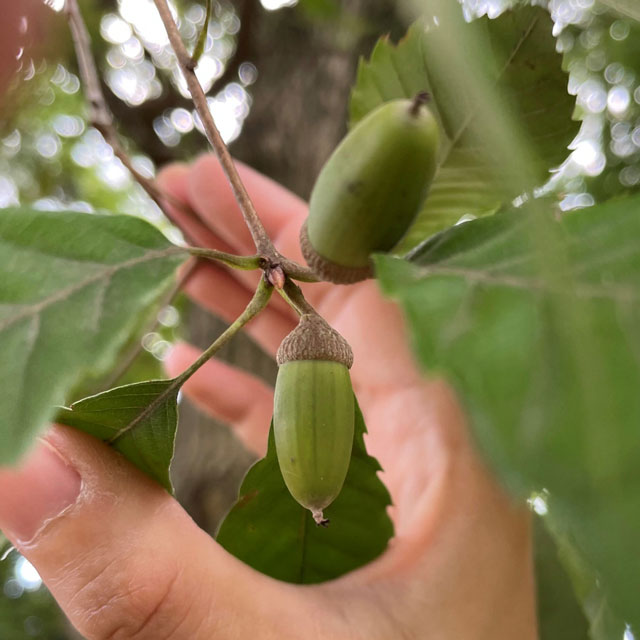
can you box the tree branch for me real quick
[153,0,319,282]
[152,0,276,258]
[67,0,318,284]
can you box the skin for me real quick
[0,155,538,639]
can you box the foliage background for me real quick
[1,0,639,637]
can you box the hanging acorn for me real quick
[273,314,354,525]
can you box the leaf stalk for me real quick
[108,278,274,444]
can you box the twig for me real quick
[64,0,201,245]
[103,258,199,389]
[108,277,274,443]
[187,247,261,270]
[68,0,318,282]
[152,0,317,285]
[64,0,110,132]
[153,0,275,258]
[278,259,320,282]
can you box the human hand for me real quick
[0,155,537,639]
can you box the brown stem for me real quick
[281,279,319,316]
[409,91,431,117]
[279,258,320,282]
[152,0,276,258]
[68,0,318,284]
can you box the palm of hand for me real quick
[158,156,537,639]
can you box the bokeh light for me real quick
[14,557,42,593]
[456,0,640,210]
[260,0,298,11]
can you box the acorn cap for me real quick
[300,222,373,285]
[277,314,354,368]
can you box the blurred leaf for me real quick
[217,400,393,583]
[0,533,8,558]
[534,515,591,640]
[192,0,213,65]
[55,380,179,492]
[350,6,577,249]
[542,507,624,640]
[598,0,640,21]
[0,208,186,465]
[376,194,640,633]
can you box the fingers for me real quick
[157,162,231,250]
[336,381,537,640]
[0,427,298,640]
[186,155,308,262]
[166,342,274,455]
[158,160,299,324]
[187,156,330,306]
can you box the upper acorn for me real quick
[301,93,440,284]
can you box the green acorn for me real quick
[301,93,440,284]
[274,314,354,526]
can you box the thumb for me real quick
[0,426,299,640]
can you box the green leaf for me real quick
[533,514,591,640]
[541,507,625,640]
[191,0,213,66]
[217,399,393,583]
[376,195,640,633]
[55,380,179,493]
[350,6,578,249]
[0,208,186,465]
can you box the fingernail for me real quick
[0,440,81,543]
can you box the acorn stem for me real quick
[187,247,262,270]
[107,278,273,444]
[177,278,273,384]
[409,91,431,116]
[279,279,318,317]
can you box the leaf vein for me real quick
[0,246,183,334]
